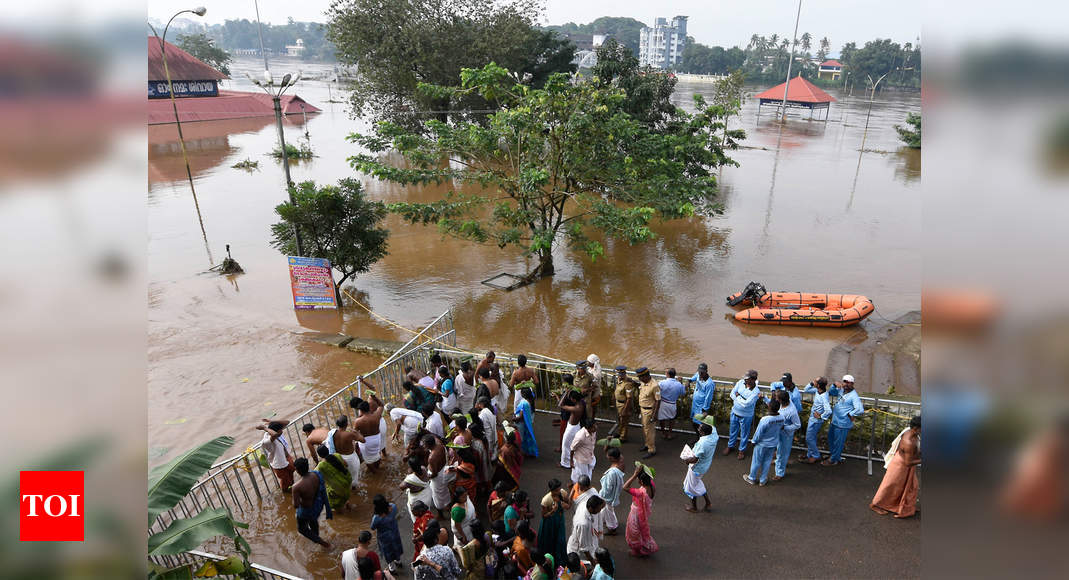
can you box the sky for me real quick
[6,1,1068,53]
[138,0,924,52]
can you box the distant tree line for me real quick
[203,18,336,62]
[676,32,920,91]
[541,16,648,58]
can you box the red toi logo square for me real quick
[20,471,84,541]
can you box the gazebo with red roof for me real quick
[753,75,836,119]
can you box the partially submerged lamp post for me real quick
[148,6,214,266]
[778,0,802,122]
[249,71,305,256]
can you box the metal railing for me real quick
[150,550,303,580]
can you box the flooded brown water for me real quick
[149,58,919,576]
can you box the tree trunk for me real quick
[536,249,555,278]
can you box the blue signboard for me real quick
[148,80,219,99]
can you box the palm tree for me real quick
[801,32,812,53]
[749,34,760,51]
[769,33,779,49]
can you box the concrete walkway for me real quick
[517,414,920,578]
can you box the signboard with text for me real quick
[148,79,219,98]
[287,256,338,310]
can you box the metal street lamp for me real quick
[148,7,213,266]
[249,71,305,255]
[858,62,912,150]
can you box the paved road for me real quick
[517,413,920,579]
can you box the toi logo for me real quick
[20,471,84,541]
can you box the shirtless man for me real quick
[302,423,329,460]
[292,457,332,550]
[326,415,364,488]
[353,377,386,470]
[476,350,496,378]
[350,394,389,459]
[423,434,450,518]
[476,367,500,413]
[510,354,539,412]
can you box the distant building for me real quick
[638,16,687,69]
[818,59,844,80]
[592,34,608,47]
[285,39,305,57]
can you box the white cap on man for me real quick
[842,374,855,382]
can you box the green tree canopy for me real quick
[326,0,574,126]
[271,179,390,302]
[348,63,742,278]
[176,32,232,76]
[895,112,921,148]
[591,39,678,130]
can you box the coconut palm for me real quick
[801,32,812,53]
[749,34,760,50]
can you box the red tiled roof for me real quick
[820,59,843,68]
[753,76,836,104]
[148,38,228,82]
[147,90,320,124]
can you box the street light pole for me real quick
[253,0,270,77]
[149,7,213,266]
[251,72,305,256]
[779,0,802,122]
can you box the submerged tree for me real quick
[349,63,742,279]
[895,112,921,149]
[177,32,232,76]
[270,179,390,303]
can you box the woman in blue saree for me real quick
[515,387,539,458]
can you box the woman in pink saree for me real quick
[623,465,658,557]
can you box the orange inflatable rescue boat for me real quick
[726,281,874,327]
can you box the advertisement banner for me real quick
[287,256,337,310]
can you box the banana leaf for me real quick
[634,460,656,479]
[148,436,235,527]
[596,437,621,448]
[148,507,248,556]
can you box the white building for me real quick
[638,16,688,69]
[285,39,305,57]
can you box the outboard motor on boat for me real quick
[726,281,767,306]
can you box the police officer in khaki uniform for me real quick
[613,365,639,442]
[574,360,600,418]
[636,367,661,459]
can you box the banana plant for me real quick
[147,436,255,579]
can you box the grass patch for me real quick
[231,158,259,171]
[270,142,315,160]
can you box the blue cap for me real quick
[615,365,628,372]
[636,367,649,375]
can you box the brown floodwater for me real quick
[149,58,919,576]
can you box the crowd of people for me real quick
[252,351,920,579]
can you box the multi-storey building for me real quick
[638,16,688,69]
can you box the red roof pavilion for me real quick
[754,76,836,106]
[819,59,843,68]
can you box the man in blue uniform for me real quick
[801,377,831,463]
[683,422,718,512]
[743,398,783,486]
[688,363,717,436]
[771,390,801,481]
[726,370,762,459]
[824,374,865,466]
